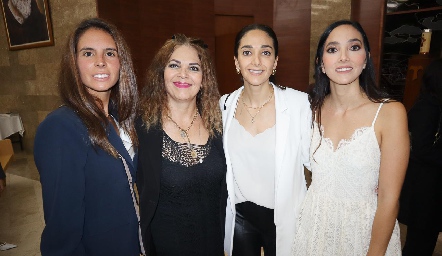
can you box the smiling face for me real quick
[321,24,367,87]
[164,45,202,104]
[235,29,278,88]
[76,28,120,101]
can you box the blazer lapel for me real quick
[108,123,134,169]
[274,86,289,188]
[223,87,243,133]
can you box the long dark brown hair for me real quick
[139,34,222,137]
[58,18,138,157]
[311,20,388,128]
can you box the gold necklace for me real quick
[167,110,199,158]
[241,88,274,123]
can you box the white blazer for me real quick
[219,83,312,256]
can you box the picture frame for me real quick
[1,0,54,50]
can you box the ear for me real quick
[273,56,278,70]
[234,57,239,70]
[363,53,370,69]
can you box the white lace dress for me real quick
[292,103,401,256]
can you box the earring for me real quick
[321,67,326,74]
[236,68,240,74]
[272,69,276,75]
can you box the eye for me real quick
[350,44,361,51]
[81,51,93,57]
[326,47,337,54]
[262,50,272,56]
[105,50,117,57]
[189,66,200,72]
[168,63,179,68]
[242,50,251,56]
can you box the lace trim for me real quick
[320,124,372,152]
[162,131,211,167]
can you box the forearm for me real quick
[367,198,399,256]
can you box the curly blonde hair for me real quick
[139,34,222,137]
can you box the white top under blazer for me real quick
[228,118,276,209]
[220,83,312,256]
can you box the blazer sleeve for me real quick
[300,94,312,170]
[34,113,88,255]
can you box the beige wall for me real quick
[309,0,351,84]
[0,0,97,152]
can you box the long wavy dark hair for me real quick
[58,18,138,157]
[139,34,222,137]
[311,20,388,127]
[234,23,285,89]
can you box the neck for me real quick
[242,82,273,108]
[326,88,367,112]
[167,101,198,122]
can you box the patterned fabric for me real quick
[292,103,401,256]
[162,131,211,167]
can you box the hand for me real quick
[0,178,5,196]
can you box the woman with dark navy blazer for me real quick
[34,18,141,256]
[136,34,227,255]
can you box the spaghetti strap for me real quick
[371,101,386,127]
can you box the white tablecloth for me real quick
[0,114,25,140]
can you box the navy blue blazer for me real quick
[34,106,140,256]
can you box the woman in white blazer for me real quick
[219,24,311,256]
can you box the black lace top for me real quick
[150,132,225,255]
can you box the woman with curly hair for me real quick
[136,34,226,255]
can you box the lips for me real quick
[173,81,191,88]
[248,69,264,74]
[336,67,353,72]
[93,74,110,79]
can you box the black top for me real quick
[136,121,227,256]
[150,132,225,255]
[398,94,442,231]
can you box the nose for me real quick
[95,55,106,67]
[178,67,188,78]
[339,50,349,62]
[252,55,261,66]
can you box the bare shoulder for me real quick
[376,101,408,132]
[379,101,407,121]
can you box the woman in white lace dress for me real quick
[291,20,409,256]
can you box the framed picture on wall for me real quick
[0,0,54,50]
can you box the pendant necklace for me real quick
[241,87,274,123]
[167,110,199,158]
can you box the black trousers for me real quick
[402,226,440,256]
[232,201,276,256]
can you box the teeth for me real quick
[249,70,263,74]
[94,74,109,78]
[336,67,352,72]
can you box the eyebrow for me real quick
[78,47,118,52]
[326,38,362,47]
[169,59,201,66]
[240,45,274,50]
